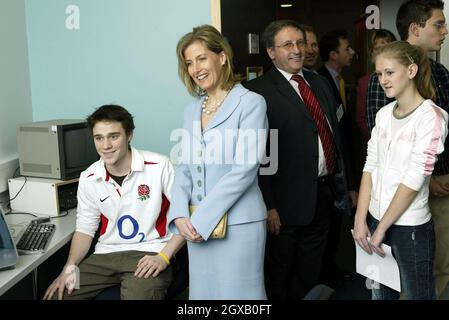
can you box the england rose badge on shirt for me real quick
[138,184,150,201]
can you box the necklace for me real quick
[201,91,229,115]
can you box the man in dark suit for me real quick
[317,30,358,286]
[300,24,319,72]
[245,20,351,299]
[318,30,357,193]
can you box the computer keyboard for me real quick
[16,223,56,253]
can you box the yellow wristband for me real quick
[158,252,170,265]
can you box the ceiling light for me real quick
[280,3,293,7]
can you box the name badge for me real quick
[336,104,344,122]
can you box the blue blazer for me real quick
[168,83,268,240]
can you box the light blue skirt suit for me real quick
[168,83,268,299]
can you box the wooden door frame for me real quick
[211,0,221,31]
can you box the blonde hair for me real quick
[176,25,238,97]
[373,41,435,100]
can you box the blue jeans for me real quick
[367,214,436,300]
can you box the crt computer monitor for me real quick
[17,119,98,180]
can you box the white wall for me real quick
[25,0,210,156]
[380,0,403,39]
[0,0,33,193]
[1,0,215,196]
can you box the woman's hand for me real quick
[353,218,372,254]
[174,217,203,242]
[134,254,168,278]
[369,228,386,257]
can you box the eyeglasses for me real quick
[275,40,306,51]
[433,22,448,30]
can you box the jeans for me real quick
[367,214,437,300]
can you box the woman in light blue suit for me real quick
[168,25,268,299]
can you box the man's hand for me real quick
[349,190,359,208]
[430,176,449,198]
[267,209,281,235]
[134,254,168,278]
[43,265,79,300]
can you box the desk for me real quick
[0,209,76,296]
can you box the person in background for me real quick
[318,29,355,120]
[317,29,357,204]
[364,0,449,298]
[356,29,397,142]
[168,25,268,300]
[43,105,185,300]
[245,20,351,299]
[300,24,320,72]
[317,29,358,286]
[354,41,448,300]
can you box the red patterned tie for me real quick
[291,74,336,174]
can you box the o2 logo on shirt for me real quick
[117,215,145,242]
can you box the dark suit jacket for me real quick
[317,65,345,112]
[244,67,351,226]
[317,65,356,190]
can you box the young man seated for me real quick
[43,105,185,300]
